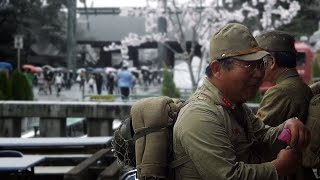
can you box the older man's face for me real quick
[219,59,265,103]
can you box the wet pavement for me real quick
[33,83,161,102]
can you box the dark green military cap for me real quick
[210,23,269,61]
[256,30,297,54]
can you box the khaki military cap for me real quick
[210,23,269,61]
[256,30,297,54]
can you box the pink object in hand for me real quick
[278,128,291,142]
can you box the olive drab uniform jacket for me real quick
[257,69,314,179]
[173,78,284,180]
[257,69,313,127]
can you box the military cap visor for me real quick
[232,49,270,61]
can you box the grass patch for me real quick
[90,95,116,102]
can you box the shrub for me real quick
[0,70,11,100]
[161,68,181,98]
[10,70,34,100]
[313,61,320,79]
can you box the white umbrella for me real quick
[42,65,54,71]
[77,68,86,74]
[35,66,43,72]
[128,67,139,72]
[93,67,105,73]
[105,67,117,74]
[141,65,149,70]
[55,67,67,72]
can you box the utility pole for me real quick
[157,0,168,69]
[67,0,77,75]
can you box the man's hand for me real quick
[272,147,301,176]
[283,117,310,151]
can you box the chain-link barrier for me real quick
[111,117,136,167]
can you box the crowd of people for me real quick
[29,63,163,99]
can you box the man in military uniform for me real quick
[256,31,315,179]
[173,23,310,180]
[256,31,313,127]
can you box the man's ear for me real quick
[210,61,222,78]
[270,58,277,70]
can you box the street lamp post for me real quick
[14,34,23,71]
[157,0,168,69]
[67,0,77,76]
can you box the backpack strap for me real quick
[133,126,166,141]
[169,155,190,168]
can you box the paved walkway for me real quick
[33,83,161,102]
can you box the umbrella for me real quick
[128,67,139,72]
[0,62,13,71]
[93,67,105,73]
[42,65,54,71]
[55,67,67,72]
[141,65,149,71]
[22,64,38,73]
[105,67,117,74]
[35,66,43,72]
[86,67,94,72]
[77,68,86,74]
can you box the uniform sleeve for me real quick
[258,87,296,127]
[244,104,286,161]
[177,103,278,180]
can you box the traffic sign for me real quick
[14,35,23,49]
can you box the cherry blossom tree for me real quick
[104,0,300,90]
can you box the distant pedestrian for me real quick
[141,68,150,90]
[44,68,54,95]
[65,71,73,90]
[54,72,64,97]
[117,64,133,100]
[37,72,46,95]
[88,75,95,94]
[107,72,116,95]
[78,71,86,91]
[95,73,103,95]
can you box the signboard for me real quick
[14,35,23,49]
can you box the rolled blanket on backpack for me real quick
[130,96,178,179]
[303,94,320,168]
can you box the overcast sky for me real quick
[76,0,203,8]
[77,0,155,7]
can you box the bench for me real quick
[0,137,115,179]
[0,137,112,153]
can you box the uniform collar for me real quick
[200,78,237,109]
[275,68,299,84]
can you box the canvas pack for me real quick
[112,96,187,180]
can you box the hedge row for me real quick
[0,70,34,100]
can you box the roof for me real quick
[76,8,193,42]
